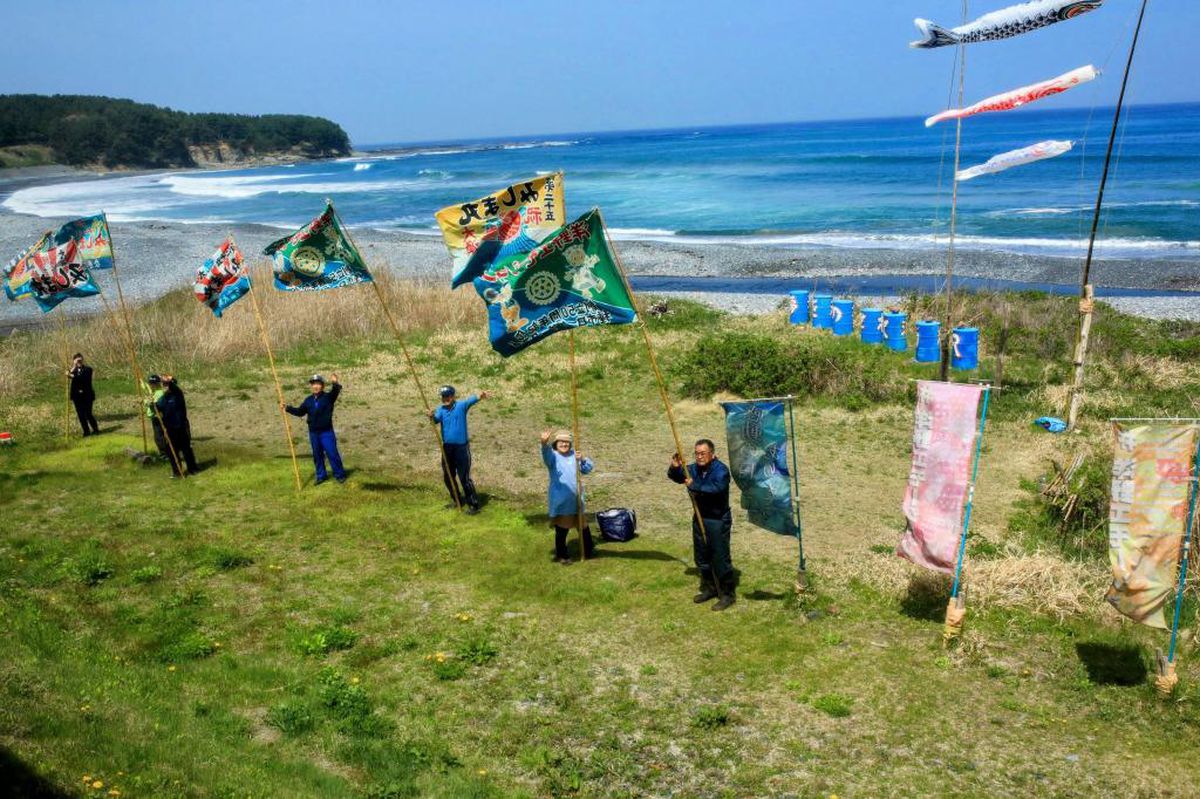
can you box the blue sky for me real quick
[2,1,1195,145]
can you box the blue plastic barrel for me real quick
[915,320,941,363]
[861,308,883,344]
[788,290,810,325]
[951,326,980,370]
[831,299,854,336]
[812,294,833,329]
[883,312,907,352]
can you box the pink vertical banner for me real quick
[897,381,984,573]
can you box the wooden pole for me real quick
[599,211,720,588]
[939,26,968,383]
[568,330,587,561]
[57,311,71,441]
[243,264,303,493]
[326,201,461,507]
[1067,0,1150,430]
[100,212,150,455]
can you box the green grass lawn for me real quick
[2,292,1200,797]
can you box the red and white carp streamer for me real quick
[911,0,1104,49]
[926,65,1099,127]
[956,140,1074,182]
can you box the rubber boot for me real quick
[693,579,718,604]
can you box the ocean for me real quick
[3,103,1198,263]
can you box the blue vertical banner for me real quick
[720,400,799,536]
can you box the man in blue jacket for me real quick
[283,373,346,485]
[668,438,736,611]
[429,385,489,514]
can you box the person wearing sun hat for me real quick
[540,428,596,564]
[282,372,346,485]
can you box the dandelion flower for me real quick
[92,780,104,789]
[108,791,121,797]
[350,676,360,684]
[478,769,488,776]
[167,665,176,672]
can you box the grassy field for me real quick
[2,279,1200,798]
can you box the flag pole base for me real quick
[943,593,966,646]
[794,569,808,596]
[1155,650,1179,698]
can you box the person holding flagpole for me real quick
[429,385,489,514]
[669,439,736,611]
[283,373,347,485]
[540,429,596,563]
[67,353,100,436]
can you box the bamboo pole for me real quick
[945,384,992,644]
[243,261,303,493]
[100,212,150,455]
[785,398,807,593]
[599,211,721,590]
[939,25,968,383]
[57,312,71,440]
[1067,0,1149,430]
[568,329,587,561]
[321,200,461,506]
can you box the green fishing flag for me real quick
[264,202,373,291]
[471,209,637,357]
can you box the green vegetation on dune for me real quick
[3,290,1200,797]
[0,94,351,169]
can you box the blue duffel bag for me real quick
[597,508,637,542]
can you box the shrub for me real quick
[266,701,316,736]
[456,635,498,667]
[131,565,163,584]
[811,693,853,718]
[296,626,359,656]
[692,705,731,729]
[1009,454,1111,559]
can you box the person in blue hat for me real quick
[282,373,346,485]
[429,385,489,513]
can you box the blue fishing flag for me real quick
[4,230,51,301]
[194,237,251,317]
[720,400,798,536]
[472,209,637,357]
[52,214,114,270]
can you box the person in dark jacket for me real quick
[429,385,489,514]
[67,353,99,436]
[154,375,198,477]
[668,438,736,611]
[283,373,346,484]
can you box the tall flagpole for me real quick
[238,242,303,493]
[785,398,807,592]
[329,202,461,508]
[600,211,720,589]
[945,385,991,644]
[568,330,587,561]
[1066,0,1150,430]
[939,7,968,383]
[100,212,150,455]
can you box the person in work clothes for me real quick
[145,374,170,460]
[67,353,99,436]
[540,429,596,564]
[155,375,199,477]
[668,438,736,611]
[429,385,489,514]
[284,373,346,484]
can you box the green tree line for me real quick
[0,94,351,168]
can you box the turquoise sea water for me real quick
[4,103,1198,261]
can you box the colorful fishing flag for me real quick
[52,214,114,270]
[1106,422,1200,628]
[264,203,373,292]
[925,65,1099,127]
[3,230,52,301]
[25,238,102,312]
[897,381,984,573]
[721,400,798,536]
[194,238,251,317]
[472,209,636,357]
[436,172,564,288]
